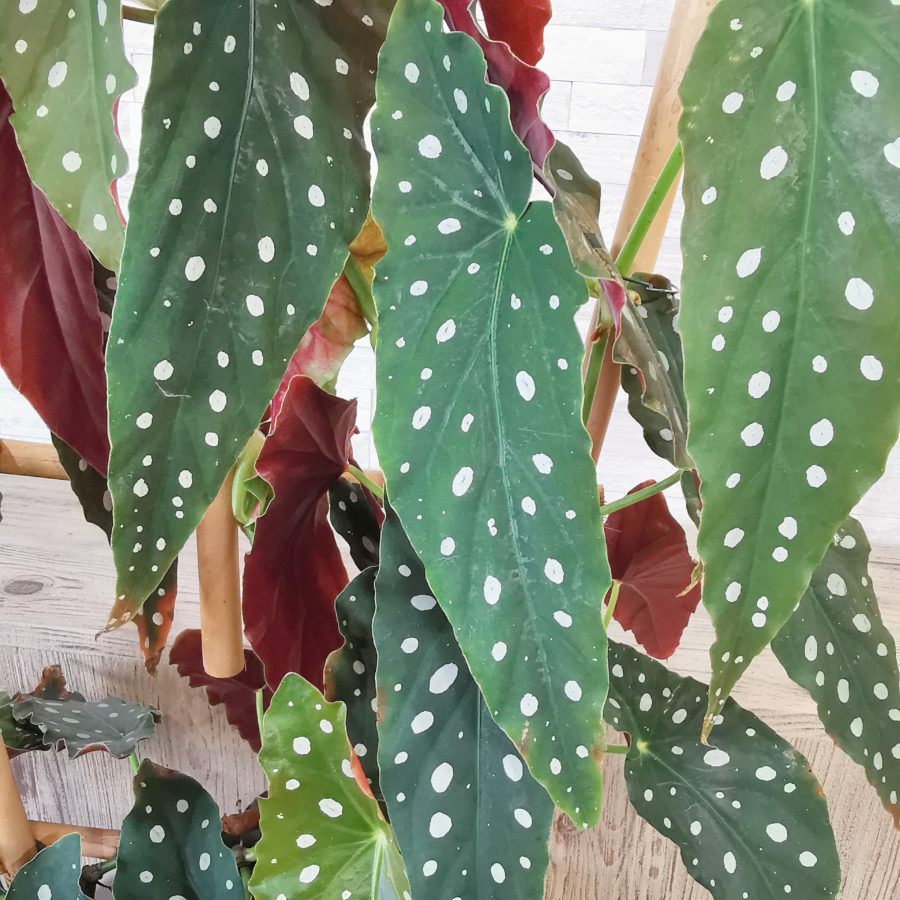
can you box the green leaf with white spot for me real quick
[105,0,393,621]
[371,0,609,824]
[116,759,241,899]
[374,505,555,897]
[0,691,44,756]
[250,673,410,900]
[0,0,135,269]
[324,567,382,801]
[771,517,900,826]
[6,833,86,900]
[606,641,841,899]
[679,0,900,734]
[12,693,158,759]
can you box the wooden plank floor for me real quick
[1,408,899,897]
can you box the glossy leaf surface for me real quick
[250,673,409,900]
[116,759,241,899]
[679,0,900,732]
[605,481,701,659]
[12,693,157,759]
[169,629,270,753]
[324,568,381,800]
[606,641,841,899]
[243,376,355,691]
[0,87,109,474]
[105,0,392,619]
[6,833,86,900]
[0,0,134,269]
[372,0,609,823]
[329,479,383,571]
[0,691,44,757]
[374,506,555,897]
[772,518,900,825]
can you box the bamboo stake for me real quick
[197,468,246,679]
[583,0,718,461]
[0,739,36,876]
[29,821,119,861]
[0,439,66,480]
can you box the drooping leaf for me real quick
[771,517,900,826]
[0,86,109,474]
[374,505,555,897]
[270,214,385,400]
[605,481,701,659]
[439,0,553,170]
[328,479,383,571]
[372,0,610,824]
[249,673,410,900]
[619,275,695,474]
[52,435,179,672]
[116,759,241,899]
[243,376,356,691]
[0,0,135,269]
[679,0,900,733]
[606,641,841,898]
[169,629,270,753]
[6,833,86,900]
[323,568,381,800]
[1,691,45,757]
[12,693,158,759]
[479,0,551,66]
[21,665,85,702]
[105,0,393,624]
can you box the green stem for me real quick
[128,752,140,775]
[99,857,118,875]
[347,465,384,500]
[603,580,622,631]
[581,328,609,426]
[605,743,629,755]
[255,689,265,737]
[241,865,253,899]
[600,470,683,517]
[615,142,684,278]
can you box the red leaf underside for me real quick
[480,0,552,66]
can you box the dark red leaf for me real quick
[604,481,701,659]
[0,86,109,474]
[480,0,552,66]
[169,629,270,752]
[243,376,357,691]
[135,564,179,676]
[439,0,554,170]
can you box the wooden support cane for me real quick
[196,467,246,679]
[0,739,36,876]
[28,820,119,861]
[583,0,718,460]
[0,439,67,480]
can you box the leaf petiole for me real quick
[604,743,629,755]
[128,752,140,775]
[255,689,265,737]
[603,580,622,631]
[347,465,385,501]
[599,470,683,517]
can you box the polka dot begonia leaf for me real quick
[104,0,392,627]
[371,0,610,825]
[373,505,555,898]
[116,759,241,899]
[328,479,383,571]
[5,832,86,900]
[679,0,900,736]
[323,567,383,801]
[0,691,44,756]
[51,435,179,674]
[771,517,900,826]
[250,673,410,900]
[0,0,136,271]
[606,641,841,899]
[12,693,158,759]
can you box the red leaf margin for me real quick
[605,481,701,659]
